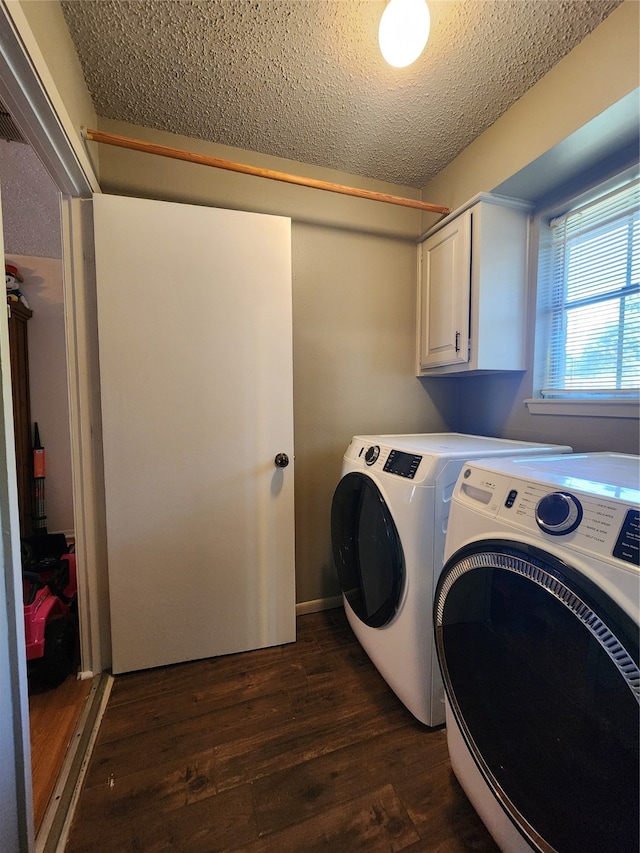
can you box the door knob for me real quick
[274,453,289,468]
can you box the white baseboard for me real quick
[296,595,343,616]
[77,670,94,681]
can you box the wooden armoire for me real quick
[7,299,33,538]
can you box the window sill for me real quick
[524,398,639,419]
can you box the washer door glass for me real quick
[434,541,639,853]
[331,472,405,628]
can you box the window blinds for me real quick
[541,176,640,398]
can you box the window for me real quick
[530,171,639,416]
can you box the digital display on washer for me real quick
[613,509,640,565]
[383,450,421,479]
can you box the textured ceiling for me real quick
[61,0,623,188]
[0,140,62,258]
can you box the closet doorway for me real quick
[0,114,91,836]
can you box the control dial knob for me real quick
[535,491,582,535]
[364,445,380,466]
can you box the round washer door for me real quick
[434,540,639,853]
[331,472,405,628]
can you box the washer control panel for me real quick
[535,492,583,535]
[455,463,640,567]
[614,509,640,565]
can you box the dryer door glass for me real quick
[331,472,405,628]
[434,541,639,853]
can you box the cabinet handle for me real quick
[455,331,460,353]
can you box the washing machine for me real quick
[434,452,639,853]
[330,433,572,727]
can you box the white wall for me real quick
[6,255,74,536]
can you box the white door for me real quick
[93,194,295,674]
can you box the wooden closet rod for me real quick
[82,128,450,216]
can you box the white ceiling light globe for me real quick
[379,0,430,68]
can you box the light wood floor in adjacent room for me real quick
[64,608,499,852]
[30,674,92,834]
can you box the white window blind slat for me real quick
[540,175,640,398]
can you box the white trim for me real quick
[417,191,532,243]
[0,1,98,195]
[532,165,640,403]
[0,190,34,853]
[296,595,343,616]
[61,197,109,676]
[524,397,640,418]
[0,11,103,851]
[0,15,107,677]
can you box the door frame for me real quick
[0,3,106,673]
[0,3,104,849]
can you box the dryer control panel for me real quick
[358,443,422,477]
[383,449,422,479]
[345,438,439,484]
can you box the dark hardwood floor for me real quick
[64,608,499,852]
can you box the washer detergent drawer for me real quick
[331,472,405,628]
[434,541,639,853]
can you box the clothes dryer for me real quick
[435,452,640,853]
[330,433,571,726]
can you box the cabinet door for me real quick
[417,212,471,371]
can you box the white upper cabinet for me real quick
[416,193,532,376]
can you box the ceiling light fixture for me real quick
[378,0,430,68]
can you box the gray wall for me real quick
[95,119,459,605]
[452,372,639,453]
[9,0,640,609]
[421,2,639,456]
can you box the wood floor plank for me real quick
[215,688,411,791]
[107,641,307,708]
[65,777,256,853]
[297,610,359,648]
[392,757,497,852]
[99,660,306,743]
[82,690,294,791]
[251,722,448,836]
[105,629,326,709]
[232,784,420,853]
[73,748,218,819]
[65,609,499,853]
